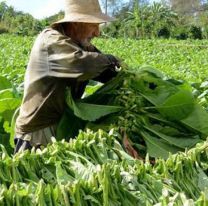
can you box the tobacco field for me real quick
[0,34,208,205]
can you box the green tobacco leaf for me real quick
[40,167,57,184]
[137,76,195,120]
[84,195,101,204]
[156,90,195,120]
[83,73,123,104]
[0,76,12,90]
[70,160,95,181]
[86,114,119,132]
[3,121,10,133]
[134,73,194,122]
[144,126,200,149]
[74,102,122,121]
[132,73,178,105]
[197,167,208,191]
[83,84,102,98]
[56,162,74,185]
[141,131,182,159]
[57,108,86,141]
[0,89,13,99]
[66,91,122,121]
[147,113,178,126]
[1,110,14,122]
[138,66,164,79]
[181,105,208,135]
[0,133,13,155]
[0,98,21,113]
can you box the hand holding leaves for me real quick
[106,54,121,70]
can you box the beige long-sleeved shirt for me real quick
[15,27,115,135]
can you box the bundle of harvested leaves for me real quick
[0,130,207,205]
[58,67,208,159]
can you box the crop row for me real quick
[1,35,208,83]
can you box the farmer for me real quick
[14,0,120,153]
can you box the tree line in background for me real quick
[0,1,64,36]
[0,0,208,39]
[103,0,208,39]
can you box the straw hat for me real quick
[53,0,114,25]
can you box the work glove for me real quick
[92,54,120,83]
[93,54,122,83]
[106,54,121,70]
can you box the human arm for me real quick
[46,30,117,81]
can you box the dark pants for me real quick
[14,138,32,154]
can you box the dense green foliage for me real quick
[0,1,63,36]
[0,31,208,204]
[95,38,208,82]
[104,2,208,39]
[1,35,208,83]
[1,1,208,39]
[0,129,207,205]
[102,0,208,39]
[0,34,33,84]
[59,68,208,159]
[0,2,45,35]
[1,34,208,154]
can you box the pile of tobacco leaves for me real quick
[1,67,208,205]
[0,129,207,205]
[58,67,208,159]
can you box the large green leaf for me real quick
[73,102,122,121]
[57,108,86,141]
[82,73,124,105]
[197,167,208,191]
[56,162,74,185]
[86,114,119,132]
[141,131,182,159]
[143,126,200,149]
[0,76,12,90]
[0,89,13,99]
[181,105,208,135]
[0,133,13,155]
[156,90,195,120]
[70,160,95,181]
[133,71,196,121]
[1,110,15,122]
[132,72,178,105]
[82,83,102,98]
[0,98,21,113]
[66,91,122,121]
[133,72,195,122]
[137,67,164,79]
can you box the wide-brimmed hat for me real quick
[52,0,114,25]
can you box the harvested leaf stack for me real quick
[0,130,207,205]
[60,67,208,159]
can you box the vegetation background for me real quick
[1,0,208,39]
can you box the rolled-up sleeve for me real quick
[46,31,111,81]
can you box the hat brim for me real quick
[52,12,114,25]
